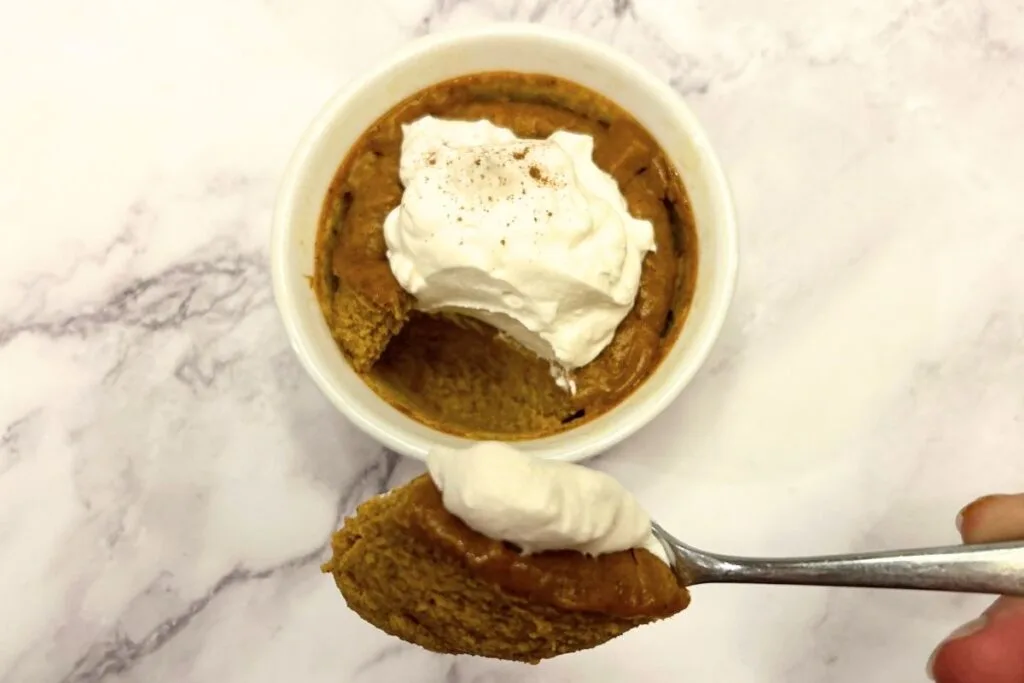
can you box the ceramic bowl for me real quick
[271,24,738,462]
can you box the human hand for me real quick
[928,494,1024,682]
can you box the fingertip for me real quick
[929,610,1024,683]
[957,494,1024,544]
[985,596,1024,622]
[927,617,987,680]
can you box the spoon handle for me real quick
[671,540,1024,595]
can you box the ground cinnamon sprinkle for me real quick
[527,164,550,185]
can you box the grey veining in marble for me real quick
[2,0,1024,681]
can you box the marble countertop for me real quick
[3,0,1024,681]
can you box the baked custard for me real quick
[314,73,698,439]
[322,443,689,663]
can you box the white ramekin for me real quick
[271,24,738,462]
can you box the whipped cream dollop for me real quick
[383,116,656,381]
[426,442,669,564]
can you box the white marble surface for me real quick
[2,0,1024,681]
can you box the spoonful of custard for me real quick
[322,443,1024,663]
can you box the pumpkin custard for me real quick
[322,443,689,663]
[314,72,698,439]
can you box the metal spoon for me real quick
[651,523,1024,595]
